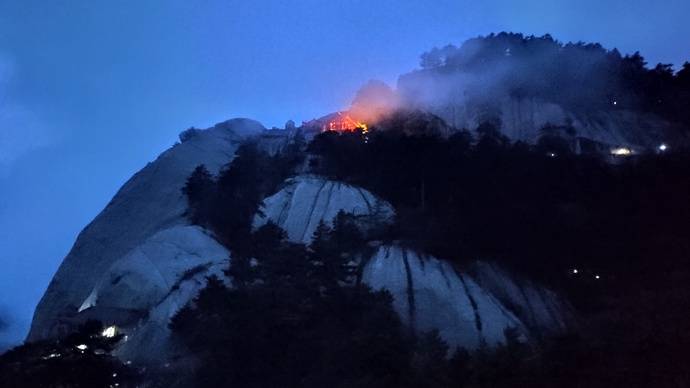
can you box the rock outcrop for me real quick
[254,176,570,348]
[398,70,682,151]
[28,119,263,342]
[30,120,572,362]
[470,261,572,334]
[361,246,524,349]
[80,225,230,362]
[253,175,394,243]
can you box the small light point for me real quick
[102,326,117,338]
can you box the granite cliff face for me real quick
[28,119,263,343]
[253,175,394,244]
[82,225,229,362]
[398,69,681,151]
[29,120,572,362]
[361,246,524,349]
[256,176,572,349]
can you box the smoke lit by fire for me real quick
[322,80,398,135]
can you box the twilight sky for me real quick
[0,0,688,348]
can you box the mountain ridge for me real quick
[28,120,572,362]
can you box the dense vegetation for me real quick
[172,117,690,386]
[172,219,430,388]
[307,122,690,385]
[176,140,451,387]
[310,124,690,292]
[183,138,304,253]
[175,214,640,388]
[413,32,690,127]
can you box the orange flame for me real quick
[324,112,368,134]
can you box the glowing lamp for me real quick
[611,147,632,156]
[102,326,117,338]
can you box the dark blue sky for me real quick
[1,0,688,347]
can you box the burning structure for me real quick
[323,111,368,133]
[300,80,398,137]
[302,111,369,135]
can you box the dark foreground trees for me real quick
[0,321,138,388]
[307,123,690,387]
[309,125,690,296]
[172,215,690,387]
[175,107,690,386]
[180,218,621,388]
[170,223,439,388]
[182,139,304,253]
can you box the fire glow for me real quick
[324,112,369,134]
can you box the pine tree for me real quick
[331,211,363,254]
[310,220,332,258]
[309,216,360,290]
[244,222,310,290]
[213,143,267,247]
[182,165,214,225]
[225,255,257,289]
[309,221,337,289]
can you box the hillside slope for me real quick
[29,120,572,362]
[28,119,263,342]
[397,33,689,151]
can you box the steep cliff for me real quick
[398,69,680,151]
[253,175,394,243]
[28,119,263,342]
[30,121,572,362]
[361,246,523,349]
[255,176,571,348]
[81,225,230,362]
